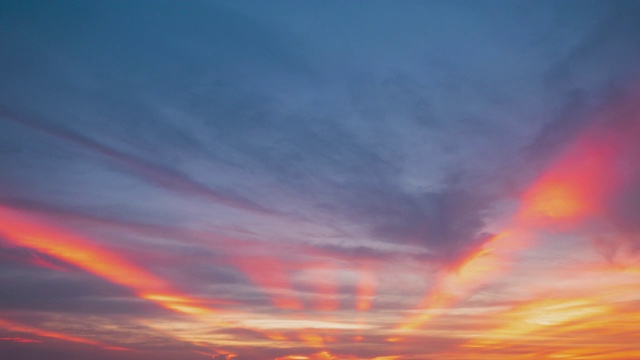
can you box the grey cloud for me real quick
[0,107,272,214]
[543,1,640,93]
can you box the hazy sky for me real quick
[1,1,640,359]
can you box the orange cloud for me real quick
[451,291,640,359]
[297,331,325,348]
[307,262,339,312]
[0,337,42,344]
[0,317,128,351]
[466,297,611,346]
[275,350,361,360]
[398,107,640,331]
[0,204,213,316]
[229,249,303,311]
[398,229,528,330]
[517,135,619,226]
[355,262,377,312]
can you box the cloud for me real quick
[1,1,640,359]
[0,106,272,214]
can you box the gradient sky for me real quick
[1,1,640,359]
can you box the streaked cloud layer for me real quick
[1,1,640,359]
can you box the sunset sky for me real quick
[1,1,640,359]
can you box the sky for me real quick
[1,1,640,359]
